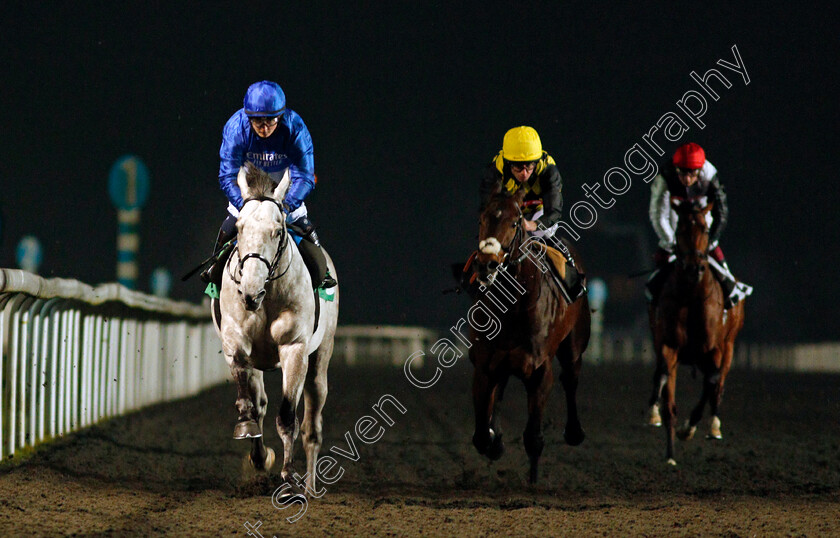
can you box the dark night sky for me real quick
[1,2,838,342]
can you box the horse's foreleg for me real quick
[660,345,679,465]
[247,369,273,470]
[471,365,503,460]
[301,348,330,497]
[276,344,308,480]
[228,358,273,471]
[489,375,509,441]
[681,352,721,441]
[558,345,585,447]
[228,358,262,439]
[647,363,667,427]
[523,364,553,484]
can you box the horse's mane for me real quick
[243,162,277,198]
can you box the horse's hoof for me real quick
[648,404,662,427]
[563,423,585,446]
[707,416,723,440]
[486,430,505,461]
[472,431,489,456]
[677,422,697,441]
[233,420,262,439]
[271,479,306,507]
[666,458,677,466]
[264,447,275,470]
[248,447,275,472]
[528,466,538,485]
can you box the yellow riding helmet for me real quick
[502,126,542,162]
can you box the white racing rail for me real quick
[333,325,439,367]
[0,269,225,460]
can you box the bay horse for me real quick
[648,199,745,465]
[214,163,339,494]
[469,184,590,484]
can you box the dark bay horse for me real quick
[648,200,745,465]
[469,185,590,483]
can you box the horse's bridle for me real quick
[229,196,292,285]
[674,209,710,276]
[478,204,525,284]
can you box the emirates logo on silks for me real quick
[246,151,287,166]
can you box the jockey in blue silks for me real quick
[201,81,337,295]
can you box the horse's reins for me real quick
[476,203,529,290]
[229,196,293,285]
[673,210,718,302]
[675,217,710,271]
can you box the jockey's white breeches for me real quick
[528,209,560,239]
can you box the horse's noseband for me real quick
[477,206,524,284]
[231,196,291,285]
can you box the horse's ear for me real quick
[700,202,714,216]
[492,180,504,195]
[236,165,252,199]
[272,167,292,202]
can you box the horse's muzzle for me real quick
[241,289,266,311]
[475,260,501,286]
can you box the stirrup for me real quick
[200,265,213,284]
[724,292,739,310]
[320,271,337,289]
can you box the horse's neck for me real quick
[504,261,551,313]
[671,266,719,302]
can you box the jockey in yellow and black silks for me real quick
[474,126,583,299]
[480,126,564,235]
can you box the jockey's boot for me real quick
[292,217,337,289]
[710,259,740,309]
[201,215,237,299]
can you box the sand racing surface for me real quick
[1,360,838,536]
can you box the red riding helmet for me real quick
[673,143,706,169]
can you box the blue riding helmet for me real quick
[243,81,286,117]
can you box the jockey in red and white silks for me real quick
[647,142,751,308]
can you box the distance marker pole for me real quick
[116,208,141,288]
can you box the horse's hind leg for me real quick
[708,343,734,440]
[301,346,331,496]
[276,344,308,480]
[678,367,713,442]
[523,363,553,484]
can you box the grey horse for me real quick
[212,163,339,495]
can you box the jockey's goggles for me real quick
[510,161,537,173]
[676,167,701,177]
[249,116,280,127]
